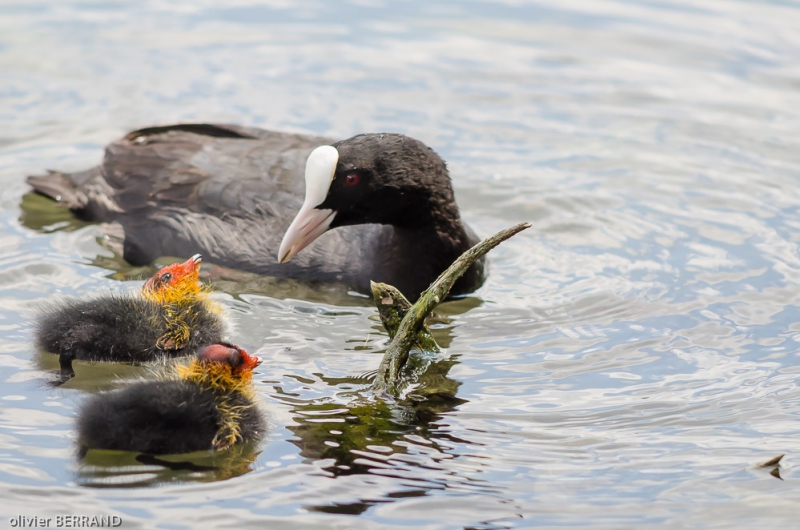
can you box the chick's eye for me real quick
[344,173,360,187]
[228,349,242,368]
[160,273,172,284]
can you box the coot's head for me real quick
[196,343,262,376]
[278,133,457,263]
[143,254,202,300]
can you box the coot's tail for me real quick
[27,166,112,221]
[27,171,80,206]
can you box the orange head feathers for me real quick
[196,343,262,376]
[142,254,204,305]
[140,254,226,352]
[177,343,262,394]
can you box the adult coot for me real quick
[77,343,264,454]
[35,254,226,381]
[27,124,485,300]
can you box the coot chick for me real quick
[27,124,485,300]
[77,343,264,454]
[35,254,226,382]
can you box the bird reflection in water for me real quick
[74,441,262,488]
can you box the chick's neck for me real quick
[143,276,205,306]
[177,360,255,397]
[176,360,258,452]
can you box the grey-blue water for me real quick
[1,1,799,528]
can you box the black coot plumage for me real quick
[35,254,226,381]
[77,343,264,454]
[27,124,485,300]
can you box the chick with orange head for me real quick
[78,343,264,454]
[35,254,227,382]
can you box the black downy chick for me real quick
[35,254,226,381]
[77,343,264,455]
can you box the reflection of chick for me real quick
[78,344,264,454]
[35,254,226,381]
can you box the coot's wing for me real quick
[107,125,343,267]
[28,123,333,220]
[29,123,369,273]
[103,124,333,218]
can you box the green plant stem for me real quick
[372,221,531,395]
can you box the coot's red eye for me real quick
[344,173,360,186]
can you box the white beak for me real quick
[278,145,339,263]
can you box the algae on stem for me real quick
[372,222,531,396]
